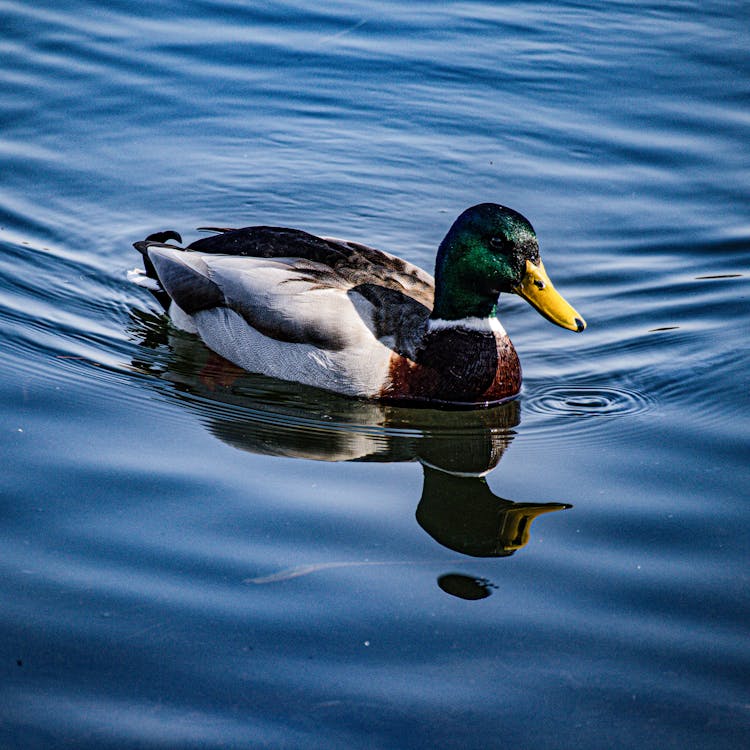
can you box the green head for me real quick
[431,203,585,332]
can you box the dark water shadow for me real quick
[129,308,572,599]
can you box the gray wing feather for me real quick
[144,236,434,355]
[206,256,354,349]
[147,246,223,313]
[186,226,435,307]
[147,247,371,350]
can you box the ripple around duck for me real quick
[0,226,522,474]
[520,383,657,449]
[526,384,654,419]
[126,310,522,471]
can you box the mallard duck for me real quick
[132,203,585,407]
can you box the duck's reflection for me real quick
[417,466,568,558]
[130,309,571,598]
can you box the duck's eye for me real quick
[489,236,507,251]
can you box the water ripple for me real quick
[526,384,654,419]
[521,383,656,449]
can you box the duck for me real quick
[132,203,585,407]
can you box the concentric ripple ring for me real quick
[526,385,654,419]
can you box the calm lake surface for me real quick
[1,1,748,747]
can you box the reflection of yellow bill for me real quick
[513,259,586,332]
[500,503,572,551]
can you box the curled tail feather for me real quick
[132,231,184,309]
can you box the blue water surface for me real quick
[1,1,749,748]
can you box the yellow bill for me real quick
[513,259,586,332]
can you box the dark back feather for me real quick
[187,227,434,308]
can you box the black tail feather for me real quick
[145,230,182,244]
[133,232,183,310]
[133,231,183,280]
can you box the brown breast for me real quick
[381,327,521,407]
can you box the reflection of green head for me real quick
[432,203,540,321]
[416,465,570,557]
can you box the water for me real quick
[1,1,749,747]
